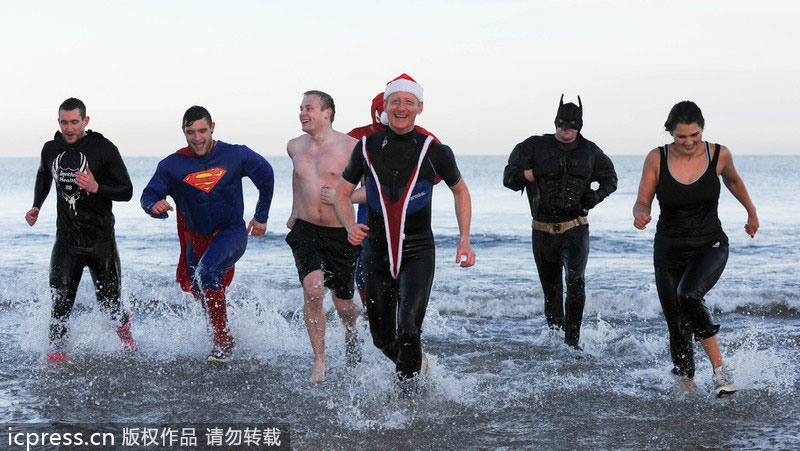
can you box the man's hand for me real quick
[25,207,40,226]
[523,169,534,182]
[347,223,369,246]
[76,167,99,193]
[582,190,598,209]
[456,240,476,268]
[320,185,335,205]
[151,199,174,215]
[248,218,267,236]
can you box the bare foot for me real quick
[674,377,698,395]
[309,359,326,384]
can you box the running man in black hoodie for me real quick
[26,98,136,361]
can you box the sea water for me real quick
[1,154,798,449]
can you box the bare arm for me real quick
[286,142,299,229]
[633,149,660,230]
[449,179,476,267]
[333,177,369,245]
[718,146,758,237]
[324,184,365,205]
[350,185,366,204]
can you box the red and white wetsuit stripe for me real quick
[361,135,434,279]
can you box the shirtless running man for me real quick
[286,90,361,384]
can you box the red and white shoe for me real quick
[116,309,137,353]
[47,353,68,363]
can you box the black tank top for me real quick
[655,142,724,240]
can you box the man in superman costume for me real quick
[346,92,441,319]
[141,106,274,363]
[334,74,476,381]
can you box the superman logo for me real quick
[183,168,227,192]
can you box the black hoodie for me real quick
[33,130,132,246]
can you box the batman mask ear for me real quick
[555,94,583,132]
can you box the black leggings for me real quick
[532,225,589,347]
[49,239,126,345]
[654,237,728,378]
[363,236,435,379]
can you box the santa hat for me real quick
[381,73,423,125]
[383,73,423,102]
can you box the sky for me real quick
[2,0,798,158]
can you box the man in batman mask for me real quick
[503,94,617,349]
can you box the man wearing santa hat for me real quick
[333,74,475,381]
[346,92,441,320]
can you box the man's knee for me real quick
[396,327,421,348]
[371,330,393,350]
[332,295,356,315]
[565,271,584,287]
[303,287,325,306]
[302,271,325,300]
[565,274,585,296]
[539,276,562,295]
[194,266,225,291]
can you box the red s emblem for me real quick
[183,168,227,192]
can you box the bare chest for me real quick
[293,150,347,182]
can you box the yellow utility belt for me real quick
[532,216,588,235]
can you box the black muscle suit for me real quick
[504,134,617,347]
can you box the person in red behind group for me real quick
[26,97,136,362]
[346,92,441,319]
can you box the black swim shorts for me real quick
[285,218,360,299]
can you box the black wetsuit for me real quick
[32,131,133,347]
[342,129,461,379]
[504,134,617,347]
[654,143,728,379]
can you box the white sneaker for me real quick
[207,347,231,364]
[713,365,736,397]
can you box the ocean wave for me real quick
[3,277,797,321]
